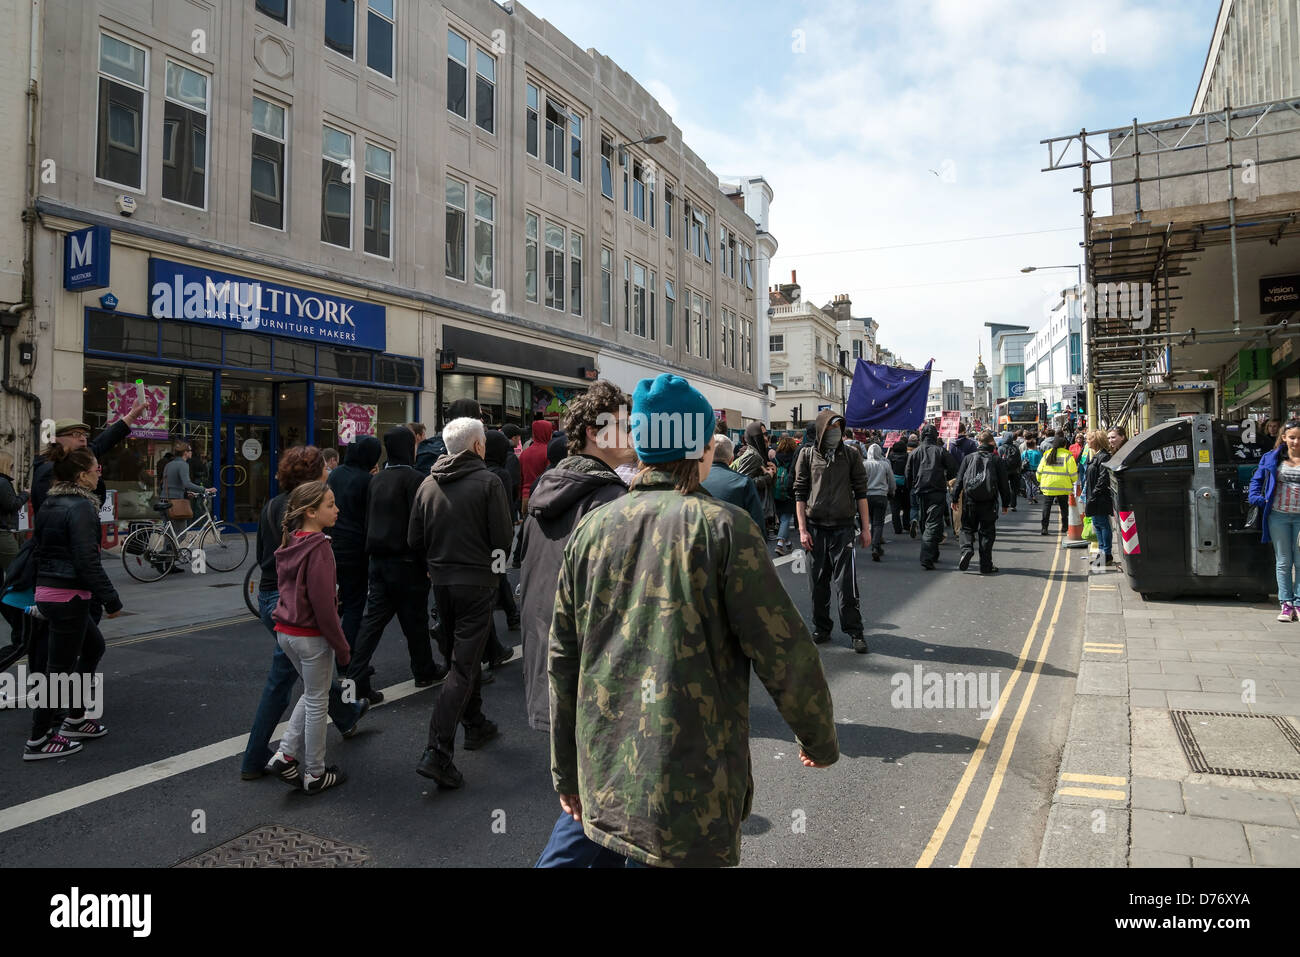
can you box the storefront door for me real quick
[221,418,275,528]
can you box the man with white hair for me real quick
[699,434,764,531]
[409,417,514,789]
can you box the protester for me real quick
[887,435,910,536]
[547,373,839,867]
[0,449,28,611]
[953,431,1011,575]
[547,433,568,469]
[25,446,121,760]
[161,441,215,534]
[480,429,521,668]
[346,426,442,703]
[502,424,524,457]
[1249,419,1300,621]
[947,422,978,470]
[320,448,339,474]
[31,397,147,512]
[414,400,482,474]
[732,422,777,536]
[326,435,382,647]
[772,436,799,556]
[411,417,514,789]
[1037,435,1078,536]
[1083,429,1115,567]
[520,419,555,512]
[701,435,764,531]
[862,444,894,563]
[997,432,1021,511]
[906,426,957,570]
[1022,437,1043,503]
[905,432,923,535]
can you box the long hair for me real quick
[1044,436,1067,467]
[629,457,704,495]
[281,480,330,547]
[1087,430,1109,454]
[1278,419,1300,450]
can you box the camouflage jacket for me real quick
[549,469,840,867]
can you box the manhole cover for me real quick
[175,825,369,867]
[1169,711,1300,780]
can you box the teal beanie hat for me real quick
[630,374,715,463]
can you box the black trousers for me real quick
[336,559,369,650]
[1042,495,1069,532]
[30,598,103,739]
[867,495,889,553]
[918,490,948,564]
[960,501,999,572]
[1004,471,1019,509]
[346,557,436,695]
[808,524,862,638]
[427,583,497,757]
[891,484,907,533]
[480,574,516,665]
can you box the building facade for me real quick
[4,0,766,527]
[1193,0,1300,113]
[1023,290,1084,418]
[767,273,843,430]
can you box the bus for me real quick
[996,398,1040,433]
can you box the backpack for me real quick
[774,461,794,502]
[998,441,1021,472]
[963,452,999,503]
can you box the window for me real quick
[729,310,737,368]
[623,258,631,331]
[693,293,705,358]
[325,0,355,58]
[256,0,289,24]
[819,371,833,396]
[649,269,656,339]
[524,212,539,302]
[544,221,565,311]
[769,334,784,352]
[96,34,147,190]
[475,50,495,133]
[367,0,395,78]
[364,144,392,257]
[632,264,647,337]
[686,200,699,256]
[570,232,583,316]
[649,175,656,230]
[701,211,712,263]
[162,62,207,209]
[720,227,729,277]
[741,320,752,371]
[741,242,754,289]
[771,372,784,390]
[445,176,466,281]
[703,298,710,359]
[728,231,737,278]
[600,135,614,200]
[664,183,673,238]
[853,339,862,360]
[447,30,468,118]
[621,153,630,212]
[250,96,286,228]
[600,247,613,325]
[570,112,582,183]
[720,308,730,367]
[684,291,694,354]
[474,189,494,287]
[632,161,647,221]
[664,280,675,347]
[525,84,539,157]
[545,99,566,173]
[321,125,352,248]
[685,202,711,261]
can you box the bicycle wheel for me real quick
[122,527,177,582]
[243,563,260,617]
[200,521,250,572]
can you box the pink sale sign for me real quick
[108,381,169,439]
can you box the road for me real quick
[0,506,1086,867]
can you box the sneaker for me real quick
[981,566,1001,575]
[958,551,973,572]
[489,647,515,670]
[340,698,370,739]
[479,668,496,685]
[60,718,108,740]
[302,766,347,795]
[909,520,918,539]
[266,750,301,784]
[851,637,869,655]
[416,749,464,789]
[1279,603,1294,622]
[812,632,832,645]
[23,733,82,761]
[414,674,437,688]
[463,719,500,751]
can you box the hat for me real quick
[630,374,714,464]
[502,424,523,439]
[54,419,91,436]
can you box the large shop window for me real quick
[441,373,529,428]
[313,383,412,453]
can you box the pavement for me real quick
[97,547,256,642]
[1038,542,1300,867]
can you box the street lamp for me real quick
[615,133,667,165]
[1021,264,1083,287]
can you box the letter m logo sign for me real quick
[64,226,111,291]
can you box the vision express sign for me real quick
[148,258,385,351]
[1260,274,1300,315]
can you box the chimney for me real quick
[791,270,797,284]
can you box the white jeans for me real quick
[275,632,333,777]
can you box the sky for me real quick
[524,0,1223,388]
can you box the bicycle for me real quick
[121,491,249,582]
[243,562,261,617]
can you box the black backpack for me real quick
[998,441,1021,472]
[963,452,999,503]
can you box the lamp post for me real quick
[614,133,667,165]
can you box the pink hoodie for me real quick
[272,531,350,663]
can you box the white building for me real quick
[1023,288,1085,416]
[767,273,844,429]
[720,175,778,424]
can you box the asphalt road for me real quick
[0,505,1086,868]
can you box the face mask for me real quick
[824,427,842,449]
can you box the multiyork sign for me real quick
[64,226,111,291]
[147,258,386,351]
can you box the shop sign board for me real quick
[65,226,111,291]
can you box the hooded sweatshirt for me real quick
[365,427,427,560]
[483,429,520,504]
[520,420,555,498]
[863,444,894,497]
[792,410,869,526]
[408,448,514,587]
[517,453,626,731]
[272,531,350,661]
[327,435,382,566]
[732,422,773,495]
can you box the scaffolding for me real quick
[1042,97,1300,426]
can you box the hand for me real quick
[206,487,217,494]
[124,393,147,424]
[105,609,122,619]
[559,793,583,822]
[1002,507,1008,515]
[859,529,871,549]
[799,750,830,768]
[337,652,351,669]
[799,529,813,551]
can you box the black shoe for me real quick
[921,561,935,570]
[812,632,832,644]
[265,751,301,785]
[871,551,882,562]
[302,765,347,795]
[416,749,463,789]
[1040,528,1048,536]
[414,674,437,688]
[489,647,514,669]
[240,768,264,781]
[479,668,496,685]
[340,698,370,739]
[1104,554,1115,566]
[851,637,869,654]
[909,521,918,539]
[981,566,1000,575]
[366,689,385,705]
[958,551,973,571]
[463,719,500,751]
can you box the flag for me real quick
[845,359,934,430]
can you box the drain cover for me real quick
[176,825,369,867]
[1169,711,1300,780]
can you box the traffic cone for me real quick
[1064,493,1088,549]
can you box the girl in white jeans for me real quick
[265,481,351,794]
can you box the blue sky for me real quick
[526,0,1223,387]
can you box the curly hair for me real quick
[564,379,632,455]
[276,445,325,492]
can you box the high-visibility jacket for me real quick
[1036,453,1078,496]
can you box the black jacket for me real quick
[31,419,130,512]
[792,410,869,526]
[33,483,121,613]
[408,449,514,588]
[414,435,445,475]
[326,436,382,567]
[256,492,290,595]
[906,438,958,494]
[954,445,1012,509]
[366,427,426,561]
[517,454,626,731]
[1084,450,1114,518]
[0,472,28,531]
[483,430,520,508]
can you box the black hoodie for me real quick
[408,448,514,587]
[327,435,382,566]
[365,426,426,560]
[483,429,520,506]
[517,454,626,731]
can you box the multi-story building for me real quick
[2,0,767,528]
[972,356,990,425]
[984,323,1033,403]
[721,175,777,424]
[767,272,843,429]
[826,293,875,417]
[1023,288,1084,417]
[1193,0,1300,113]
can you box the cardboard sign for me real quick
[883,430,902,450]
[108,381,169,439]
[939,411,961,443]
[98,489,116,524]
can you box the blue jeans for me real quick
[535,812,625,868]
[776,512,794,544]
[1268,511,1300,605]
[240,589,361,775]
[1094,514,1113,556]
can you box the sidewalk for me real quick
[98,548,253,641]
[1040,552,1300,867]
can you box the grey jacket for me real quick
[862,444,894,498]
[792,410,869,526]
[162,456,203,500]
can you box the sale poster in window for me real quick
[108,381,169,439]
[338,402,379,444]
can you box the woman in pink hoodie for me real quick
[265,480,352,794]
[519,419,555,512]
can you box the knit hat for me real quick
[630,374,714,463]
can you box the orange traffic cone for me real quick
[1064,493,1088,548]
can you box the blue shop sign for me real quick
[65,226,111,291]
[148,258,386,351]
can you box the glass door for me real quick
[221,418,275,528]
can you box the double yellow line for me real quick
[915,534,1073,868]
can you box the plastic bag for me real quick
[1081,516,1097,542]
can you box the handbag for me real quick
[1245,505,1263,531]
[166,497,193,520]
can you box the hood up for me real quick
[867,443,886,462]
[743,421,769,461]
[484,429,512,467]
[527,455,624,519]
[383,425,415,466]
[812,409,845,454]
[344,435,382,471]
[531,419,555,445]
